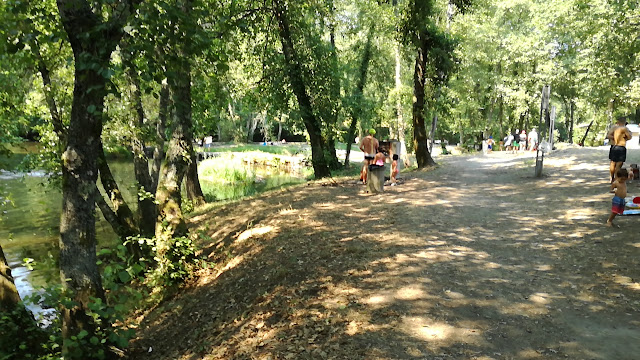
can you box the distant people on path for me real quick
[519,130,527,152]
[528,128,538,151]
[606,118,632,183]
[607,168,633,227]
[359,129,379,184]
[504,132,515,153]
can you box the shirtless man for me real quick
[359,129,379,184]
[606,118,632,183]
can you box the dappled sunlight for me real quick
[235,225,277,243]
[133,148,640,360]
[403,317,485,345]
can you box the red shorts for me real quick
[612,196,625,215]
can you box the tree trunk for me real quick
[0,245,21,311]
[412,40,436,168]
[580,120,594,146]
[569,101,575,144]
[97,146,138,238]
[324,2,341,170]
[119,57,157,238]
[273,0,330,178]
[185,156,205,206]
[345,24,374,168]
[155,59,193,248]
[56,0,134,350]
[151,82,169,193]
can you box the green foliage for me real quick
[0,304,55,360]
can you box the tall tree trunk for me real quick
[569,101,575,144]
[345,24,374,168]
[273,0,330,178]
[324,1,341,170]
[56,0,134,350]
[185,156,205,206]
[155,63,192,256]
[0,245,21,311]
[126,63,157,238]
[580,120,594,146]
[413,40,436,168]
[151,82,169,193]
[97,146,137,238]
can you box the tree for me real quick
[272,0,331,178]
[55,0,139,352]
[401,0,455,168]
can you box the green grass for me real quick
[198,155,309,202]
[198,143,309,156]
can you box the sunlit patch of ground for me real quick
[131,147,640,360]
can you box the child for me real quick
[391,154,399,185]
[373,151,386,166]
[607,168,632,227]
[487,136,495,152]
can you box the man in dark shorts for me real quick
[606,117,632,183]
[359,129,379,184]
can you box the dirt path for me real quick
[133,147,640,360]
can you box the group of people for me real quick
[358,129,399,186]
[607,117,635,227]
[485,128,539,153]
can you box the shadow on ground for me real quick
[130,147,640,360]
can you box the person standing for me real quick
[528,128,538,151]
[359,129,379,184]
[606,118,632,183]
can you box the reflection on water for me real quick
[1,156,308,309]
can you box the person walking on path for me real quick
[359,129,379,184]
[606,118,632,183]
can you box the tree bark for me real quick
[273,0,330,178]
[151,82,169,193]
[97,145,137,238]
[155,55,193,246]
[126,63,157,238]
[185,156,205,206]
[0,245,21,311]
[324,1,341,170]
[569,101,575,144]
[345,25,374,168]
[412,40,436,168]
[56,0,136,350]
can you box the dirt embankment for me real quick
[131,146,640,360]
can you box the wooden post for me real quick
[536,85,550,178]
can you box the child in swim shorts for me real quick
[607,168,632,227]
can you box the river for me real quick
[0,155,307,315]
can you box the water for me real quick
[0,156,307,313]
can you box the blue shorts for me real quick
[612,196,625,215]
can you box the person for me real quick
[504,132,514,153]
[391,154,399,185]
[512,135,519,154]
[359,129,379,184]
[519,130,527,152]
[373,151,386,166]
[487,136,495,152]
[606,118,632,183]
[528,128,538,151]
[607,168,632,227]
